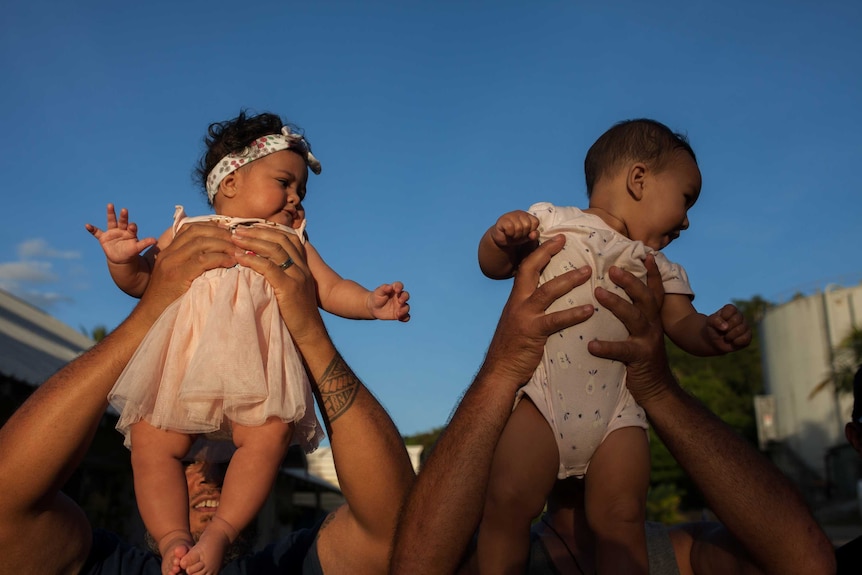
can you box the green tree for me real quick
[81,324,110,342]
[403,426,444,465]
[810,327,862,398]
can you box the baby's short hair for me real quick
[584,119,696,198]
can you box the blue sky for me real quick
[1,1,860,436]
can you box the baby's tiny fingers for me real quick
[726,323,752,342]
[718,304,741,320]
[707,313,728,332]
[106,205,119,227]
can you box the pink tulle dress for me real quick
[108,206,324,454]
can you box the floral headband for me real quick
[205,126,322,201]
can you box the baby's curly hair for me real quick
[195,110,310,204]
[584,119,696,198]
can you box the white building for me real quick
[0,289,94,386]
[760,283,862,497]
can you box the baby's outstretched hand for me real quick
[367,282,411,322]
[85,203,157,264]
[490,211,540,249]
[704,304,752,354]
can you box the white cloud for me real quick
[17,238,81,260]
[0,240,84,311]
[15,290,74,310]
[0,261,56,283]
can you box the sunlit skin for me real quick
[214,150,309,229]
[611,150,702,251]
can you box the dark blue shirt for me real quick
[82,525,323,574]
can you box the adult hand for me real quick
[138,222,236,322]
[230,226,326,348]
[587,254,674,406]
[482,234,595,390]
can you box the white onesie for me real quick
[518,202,693,478]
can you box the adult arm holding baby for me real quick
[392,246,834,575]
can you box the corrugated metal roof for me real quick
[0,288,94,386]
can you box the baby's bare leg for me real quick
[129,421,194,575]
[478,398,559,575]
[584,426,650,575]
[180,418,293,575]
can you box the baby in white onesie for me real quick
[476,119,752,575]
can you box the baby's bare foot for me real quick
[179,517,237,575]
[157,531,193,575]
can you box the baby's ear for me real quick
[220,173,239,199]
[626,163,647,201]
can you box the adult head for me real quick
[143,461,257,563]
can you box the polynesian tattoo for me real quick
[318,354,359,423]
[317,509,338,537]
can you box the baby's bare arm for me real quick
[478,210,540,279]
[306,242,410,321]
[85,204,165,298]
[662,294,752,356]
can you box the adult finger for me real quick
[511,235,566,300]
[588,266,660,364]
[231,226,308,272]
[589,263,671,404]
[510,234,594,337]
[484,236,594,388]
[140,223,235,318]
[235,249,323,346]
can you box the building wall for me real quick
[307,445,424,490]
[760,284,862,477]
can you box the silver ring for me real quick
[278,256,294,270]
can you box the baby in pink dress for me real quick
[86,111,410,575]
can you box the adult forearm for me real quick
[315,352,414,537]
[391,367,518,575]
[391,236,590,574]
[299,340,413,575]
[0,309,151,517]
[642,384,835,575]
